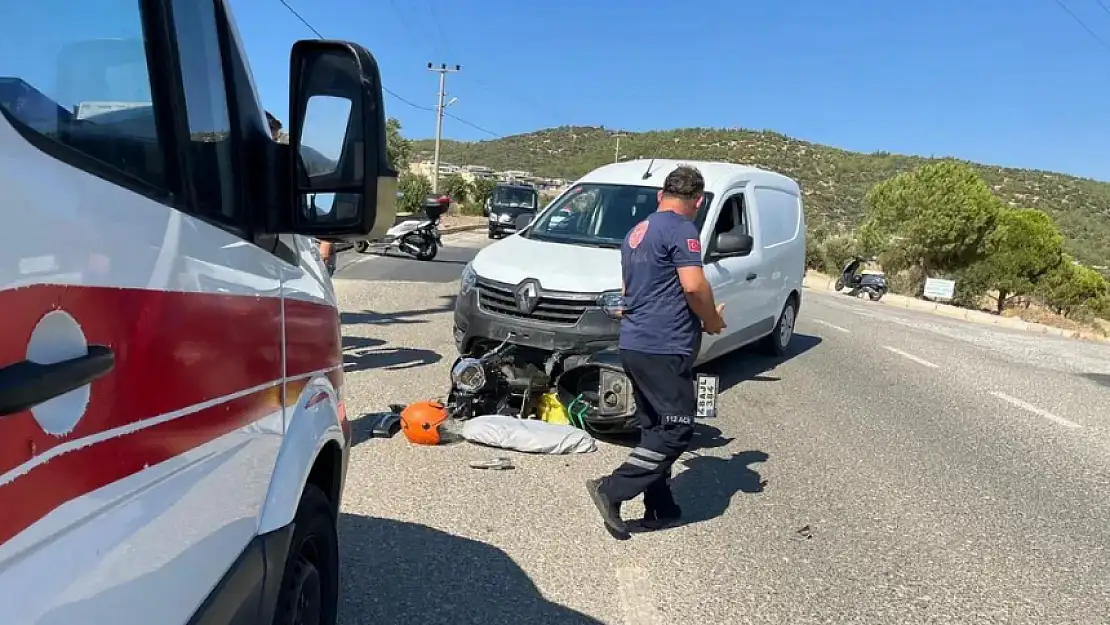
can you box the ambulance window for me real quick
[0,0,167,194]
[171,0,242,223]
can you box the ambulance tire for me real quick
[273,484,339,625]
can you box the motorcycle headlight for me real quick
[459,262,478,295]
[451,357,486,393]
[498,213,512,223]
[596,290,625,319]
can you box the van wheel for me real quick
[273,485,338,625]
[354,241,369,254]
[760,299,796,358]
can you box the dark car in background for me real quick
[485,183,538,239]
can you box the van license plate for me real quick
[695,373,719,418]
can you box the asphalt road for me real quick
[334,237,481,283]
[332,231,1110,625]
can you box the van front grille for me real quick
[476,280,595,325]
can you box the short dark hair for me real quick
[265,111,282,131]
[661,165,705,201]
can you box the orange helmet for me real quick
[400,401,450,445]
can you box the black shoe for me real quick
[633,505,683,532]
[585,479,631,540]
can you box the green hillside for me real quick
[411,126,1110,268]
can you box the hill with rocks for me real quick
[411,126,1110,269]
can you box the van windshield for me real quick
[523,183,714,248]
[492,186,536,208]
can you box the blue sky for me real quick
[3,0,1109,180]
[228,0,1110,180]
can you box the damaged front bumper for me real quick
[453,282,621,357]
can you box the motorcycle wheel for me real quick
[354,240,369,254]
[869,290,885,302]
[834,278,844,291]
[411,233,438,261]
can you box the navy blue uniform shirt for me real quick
[618,210,704,356]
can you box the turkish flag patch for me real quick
[686,238,701,253]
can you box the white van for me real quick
[0,1,397,623]
[454,159,806,365]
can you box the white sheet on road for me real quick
[461,415,598,454]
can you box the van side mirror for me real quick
[712,232,754,258]
[286,40,397,240]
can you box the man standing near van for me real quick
[586,165,726,539]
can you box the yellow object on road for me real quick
[536,391,570,425]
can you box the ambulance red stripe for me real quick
[0,284,343,545]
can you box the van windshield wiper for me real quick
[528,232,619,248]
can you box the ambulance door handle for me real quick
[0,345,115,417]
[745,273,757,281]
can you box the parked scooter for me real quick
[835,257,888,301]
[353,195,448,261]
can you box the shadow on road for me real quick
[341,295,457,327]
[1081,373,1110,388]
[338,514,604,625]
[600,422,733,451]
[342,335,442,373]
[671,450,769,526]
[699,333,823,392]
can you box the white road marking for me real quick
[615,566,663,625]
[882,345,940,369]
[990,391,1081,429]
[812,319,850,333]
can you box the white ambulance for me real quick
[0,0,397,623]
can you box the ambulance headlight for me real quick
[451,358,486,393]
[597,291,625,319]
[459,262,478,295]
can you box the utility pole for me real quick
[612,133,626,163]
[427,62,461,194]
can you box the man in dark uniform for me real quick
[586,165,726,539]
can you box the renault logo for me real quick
[515,280,540,314]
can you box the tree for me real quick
[398,171,432,214]
[386,117,412,171]
[1036,260,1109,318]
[861,160,1002,292]
[819,234,858,277]
[441,174,471,204]
[471,178,497,208]
[961,207,1064,313]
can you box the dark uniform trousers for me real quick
[600,348,697,513]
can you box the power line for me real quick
[274,0,497,134]
[382,87,434,112]
[1095,0,1110,19]
[276,0,323,38]
[1050,0,1110,52]
[444,110,499,137]
[382,0,573,125]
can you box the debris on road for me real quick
[468,456,515,470]
[361,404,405,438]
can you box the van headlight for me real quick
[597,291,625,319]
[451,358,486,393]
[498,213,512,223]
[459,262,478,295]
[488,212,497,221]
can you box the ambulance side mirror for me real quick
[286,40,397,240]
